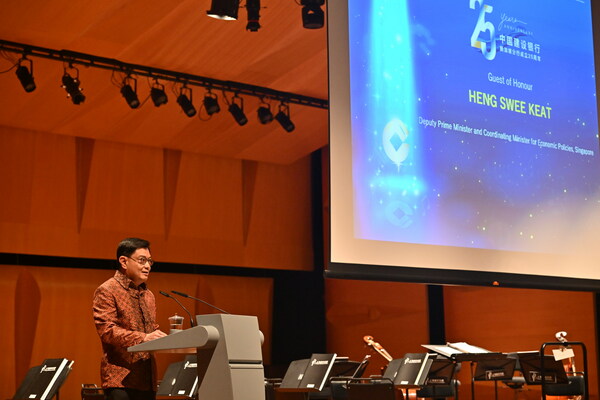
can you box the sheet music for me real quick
[421,344,462,358]
[447,342,491,354]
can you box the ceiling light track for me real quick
[0,39,328,110]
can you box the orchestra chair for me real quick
[264,379,305,400]
[330,377,400,400]
[80,384,104,400]
[543,374,585,397]
[315,355,372,400]
[540,341,588,400]
[415,379,460,399]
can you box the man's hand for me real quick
[143,330,168,342]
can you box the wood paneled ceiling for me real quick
[0,0,329,164]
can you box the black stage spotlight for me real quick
[177,86,197,117]
[61,68,85,105]
[301,0,325,29]
[207,0,240,20]
[120,76,140,109]
[275,103,295,132]
[150,81,168,107]
[228,95,248,126]
[203,90,220,115]
[257,102,273,124]
[246,0,261,32]
[15,57,36,93]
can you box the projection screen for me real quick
[327,0,600,290]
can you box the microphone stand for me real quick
[159,290,196,327]
[171,290,231,314]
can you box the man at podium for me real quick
[93,238,167,400]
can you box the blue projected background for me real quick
[348,0,600,255]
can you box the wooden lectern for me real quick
[129,314,265,400]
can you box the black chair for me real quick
[416,379,460,399]
[329,377,401,400]
[81,384,104,400]
[544,374,585,397]
[346,378,399,400]
[540,341,588,400]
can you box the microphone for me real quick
[171,290,230,314]
[159,290,196,327]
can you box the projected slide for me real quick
[348,0,600,255]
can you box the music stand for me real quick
[326,356,371,400]
[277,354,337,393]
[473,354,516,400]
[279,359,310,391]
[330,358,362,379]
[416,356,458,399]
[517,353,568,385]
[474,354,516,381]
[13,359,74,400]
[382,358,405,381]
[330,358,401,400]
[350,355,370,379]
[157,354,198,398]
[423,343,502,400]
[424,356,457,385]
[393,353,434,388]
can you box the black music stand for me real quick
[393,353,434,388]
[517,353,568,386]
[424,356,457,385]
[278,354,337,393]
[279,359,310,391]
[13,358,74,400]
[473,355,516,382]
[473,354,516,400]
[423,342,502,400]
[330,358,404,400]
[382,358,405,381]
[416,356,458,399]
[422,343,501,363]
[156,354,199,399]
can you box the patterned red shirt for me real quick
[93,270,160,390]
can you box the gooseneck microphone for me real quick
[171,290,231,314]
[159,290,196,327]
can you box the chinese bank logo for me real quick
[470,0,542,62]
[382,118,410,168]
[470,0,497,60]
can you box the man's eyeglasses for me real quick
[126,256,154,267]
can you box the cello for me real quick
[362,335,419,399]
[548,331,581,400]
[363,335,393,362]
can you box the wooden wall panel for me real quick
[325,279,430,377]
[0,126,313,270]
[167,153,243,240]
[0,266,21,393]
[29,130,79,232]
[0,266,273,400]
[81,141,165,235]
[444,286,598,399]
[0,126,36,224]
[242,160,313,268]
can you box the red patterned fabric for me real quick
[93,270,159,390]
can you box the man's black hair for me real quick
[115,237,150,269]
